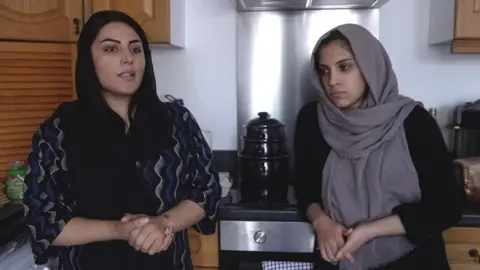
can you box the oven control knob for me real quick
[253,230,267,244]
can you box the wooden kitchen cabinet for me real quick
[0,0,185,178]
[443,227,480,269]
[188,226,219,268]
[0,41,76,179]
[0,1,79,181]
[429,0,480,53]
[0,0,185,46]
[0,0,83,43]
[84,0,185,46]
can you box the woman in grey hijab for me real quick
[294,24,465,270]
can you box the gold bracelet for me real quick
[161,213,176,235]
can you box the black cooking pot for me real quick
[244,112,285,141]
[238,154,289,177]
[237,112,291,203]
[239,137,288,158]
[237,155,290,203]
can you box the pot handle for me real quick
[258,112,269,119]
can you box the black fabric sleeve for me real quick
[23,117,75,264]
[392,106,466,245]
[182,105,221,235]
[293,102,330,217]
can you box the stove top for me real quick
[218,186,306,222]
[221,186,298,206]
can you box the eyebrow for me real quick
[336,58,353,64]
[100,38,141,44]
[319,57,354,66]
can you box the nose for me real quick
[328,70,339,87]
[121,50,133,64]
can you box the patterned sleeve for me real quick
[23,117,74,264]
[182,107,221,235]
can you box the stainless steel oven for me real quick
[218,189,317,270]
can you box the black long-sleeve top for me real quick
[23,101,221,270]
[294,102,466,270]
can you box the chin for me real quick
[329,98,348,108]
[330,97,361,109]
[117,88,138,96]
[111,85,140,96]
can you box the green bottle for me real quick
[6,161,27,201]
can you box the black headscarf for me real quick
[58,10,175,269]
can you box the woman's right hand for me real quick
[114,215,150,241]
[313,215,352,263]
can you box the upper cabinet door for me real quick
[0,0,83,42]
[429,0,480,53]
[455,0,480,38]
[87,0,185,47]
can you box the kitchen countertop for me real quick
[219,195,480,227]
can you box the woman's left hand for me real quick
[335,222,376,262]
[121,214,174,255]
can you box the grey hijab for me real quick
[311,24,422,269]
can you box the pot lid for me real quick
[245,112,284,128]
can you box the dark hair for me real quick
[75,10,159,132]
[313,30,352,73]
[74,10,174,159]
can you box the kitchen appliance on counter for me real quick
[453,157,480,204]
[0,203,57,270]
[218,188,316,270]
[0,234,57,270]
[0,202,25,246]
[450,100,480,159]
[238,112,291,204]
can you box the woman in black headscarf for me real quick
[22,10,221,270]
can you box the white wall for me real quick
[380,0,480,131]
[152,0,480,150]
[151,0,237,150]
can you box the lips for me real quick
[118,71,135,81]
[329,91,345,99]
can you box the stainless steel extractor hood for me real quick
[237,0,389,11]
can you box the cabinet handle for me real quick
[73,18,81,35]
[468,249,480,263]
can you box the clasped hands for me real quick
[314,215,376,264]
[114,213,174,255]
